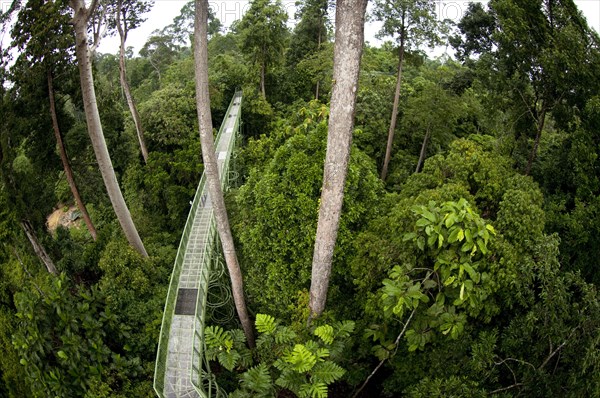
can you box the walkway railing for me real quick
[154,92,242,398]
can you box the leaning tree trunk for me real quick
[116,0,149,164]
[525,105,547,176]
[21,220,58,275]
[47,71,97,241]
[308,0,368,320]
[194,0,255,347]
[415,127,430,173]
[70,0,148,257]
[380,32,406,181]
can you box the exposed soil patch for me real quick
[47,204,83,233]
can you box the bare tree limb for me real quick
[352,307,417,398]
[538,328,578,370]
[488,383,524,395]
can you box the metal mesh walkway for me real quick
[154,92,242,398]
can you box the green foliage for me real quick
[405,376,487,397]
[11,275,140,397]
[3,1,600,396]
[256,313,277,334]
[235,101,383,318]
[366,198,497,357]
[284,0,331,101]
[123,141,202,237]
[235,0,288,98]
[373,0,447,50]
[0,306,30,398]
[96,238,169,394]
[205,325,253,370]
[280,344,319,373]
[314,325,334,345]
[205,315,355,397]
[137,83,197,150]
[238,363,274,397]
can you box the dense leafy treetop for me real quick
[1,0,600,395]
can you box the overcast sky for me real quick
[94,0,600,55]
[1,0,599,57]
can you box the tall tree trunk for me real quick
[260,60,266,99]
[47,71,97,241]
[308,0,368,320]
[380,32,406,181]
[116,0,149,164]
[195,0,255,347]
[525,105,547,176]
[21,220,58,275]
[415,127,430,173]
[70,0,148,257]
[315,20,323,100]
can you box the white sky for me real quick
[93,0,600,55]
[1,0,599,56]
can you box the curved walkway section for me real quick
[154,92,242,398]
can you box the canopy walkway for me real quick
[154,92,242,398]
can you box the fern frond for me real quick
[333,321,355,339]
[299,381,328,398]
[315,348,329,360]
[205,325,234,361]
[205,325,232,349]
[275,368,306,393]
[310,361,345,385]
[229,329,247,345]
[204,346,219,361]
[314,325,334,345]
[273,358,288,372]
[218,350,241,371]
[256,332,274,350]
[240,363,273,396]
[238,346,254,369]
[275,326,297,344]
[256,314,277,334]
[304,339,320,352]
[284,344,317,372]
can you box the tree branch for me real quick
[86,0,99,23]
[488,383,524,395]
[516,87,538,124]
[538,328,578,370]
[494,357,536,371]
[352,307,417,398]
[89,1,107,53]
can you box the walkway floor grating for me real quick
[175,289,199,315]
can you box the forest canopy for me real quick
[1,0,600,396]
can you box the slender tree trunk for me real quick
[315,20,323,100]
[21,220,58,275]
[70,0,148,257]
[260,60,266,99]
[308,0,368,320]
[148,57,161,81]
[47,71,97,241]
[525,105,547,176]
[195,0,255,347]
[116,0,149,164]
[381,33,406,181]
[415,128,430,173]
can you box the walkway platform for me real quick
[155,92,242,398]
